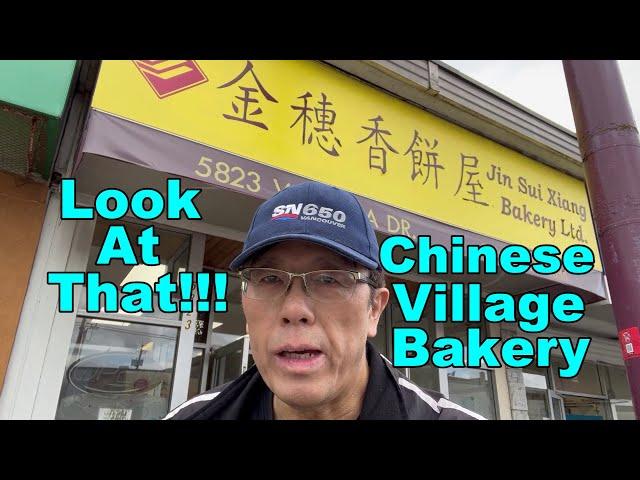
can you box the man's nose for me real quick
[279,277,315,325]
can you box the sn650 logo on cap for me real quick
[271,203,347,229]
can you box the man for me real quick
[165,181,484,420]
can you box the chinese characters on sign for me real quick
[403,130,444,188]
[118,60,599,256]
[290,92,342,156]
[357,115,398,174]
[214,62,492,205]
[218,61,278,130]
[200,61,596,245]
[455,154,489,206]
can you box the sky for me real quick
[441,60,640,133]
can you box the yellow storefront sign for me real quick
[91,60,602,270]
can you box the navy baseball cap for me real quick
[229,181,380,271]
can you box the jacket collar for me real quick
[357,341,407,420]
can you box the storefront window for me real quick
[189,349,205,400]
[56,219,190,419]
[600,365,635,420]
[601,365,632,399]
[562,394,611,420]
[210,274,245,344]
[387,300,439,392]
[525,390,550,420]
[441,320,497,418]
[610,401,635,420]
[205,274,250,388]
[411,365,440,393]
[443,320,487,357]
[552,360,604,396]
[523,365,551,420]
[447,368,496,419]
[210,340,245,387]
[407,314,438,392]
[56,318,178,420]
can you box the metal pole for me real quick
[563,60,640,418]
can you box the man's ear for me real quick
[367,288,389,337]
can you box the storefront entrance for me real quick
[4,60,628,421]
[46,219,632,421]
[55,219,197,420]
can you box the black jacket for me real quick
[165,342,485,420]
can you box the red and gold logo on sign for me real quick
[133,60,208,99]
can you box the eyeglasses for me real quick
[239,267,377,303]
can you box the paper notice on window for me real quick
[98,408,133,420]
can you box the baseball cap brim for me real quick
[228,233,379,271]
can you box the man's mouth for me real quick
[277,350,322,359]
[274,345,325,372]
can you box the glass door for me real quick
[210,335,252,388]
[54,219,200,420]
[193,272,252,391]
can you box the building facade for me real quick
[0,60,84,395]
[0,60,634,420]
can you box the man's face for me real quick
[241,240,389,410]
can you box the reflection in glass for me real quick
[210,340,245,388]
[389,301,438,390]
[447,368,496,419]
[189,349,204,400]
[56,318,178,420]
[411,365,439,392]
[523,365,551,420]
[210,274,245,342]
[563,394,610,420]
[209,273,247,385]
[602,365,636,419]
[526,389,551,420]
[601,365,632,400]
[552,361,603,396]
[522,365,550,389]
[611,401,635,420]
[401,304,439,391]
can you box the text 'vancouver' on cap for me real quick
[228,181,380,271]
